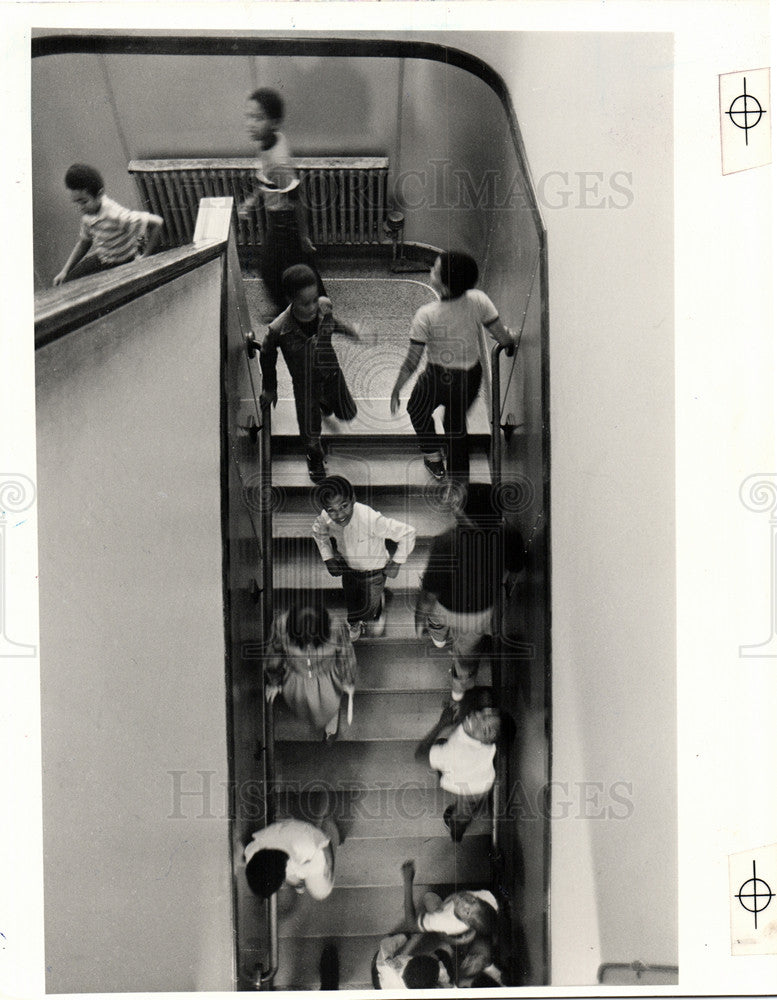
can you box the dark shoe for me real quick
[443,804,465,843]
[423,456,446,481]
[307,455,326,483]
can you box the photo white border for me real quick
[2,1,775,997]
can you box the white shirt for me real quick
[244,819,333,899]
[417,890,498,936]
[375,934,451,989]
[255,132,299,212]
[428,723,496,796]
[312,501,416,571]
[409,289,499,370]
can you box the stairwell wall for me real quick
[35,260,234,993]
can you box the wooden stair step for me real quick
[269,448,492,490]
[333,833,492,888]
[274,785,492,840]
[266,395,492,438]
[273,689,454,742]
[272,542,429,591]
[274,739,439,788]
[275,934,384,990]
[272,882,486,939]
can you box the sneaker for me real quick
[307,455,326,483]
[429,632,448,649]
[423,456,446,481]
[347,621,363,642]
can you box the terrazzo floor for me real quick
[242,262,491,437]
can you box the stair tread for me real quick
[274,738,440,787]
[265,394,491,437]
[301,833,492,887]
[270,448,491,490]
[274,785,492,840]
[271,882,490,938]
[274,689,457,742]
[272,542,429,591]
[276,934,384,990]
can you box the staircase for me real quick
[243,266,499,989]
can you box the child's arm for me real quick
[319,298,359,341]
[53,236,92,286]
[258,327,280,406]
[484,315,518,352]
[311,513,348,575]
[237,191,259,219]
[293,195,316,254]
[390,341,425,414]
[373,511,416,576]
[401,860,418,928]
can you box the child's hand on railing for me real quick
[265,684,282,703]
[302,236,317,254]
[260,388,278,408]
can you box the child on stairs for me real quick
[312,475,417,641]
[259,265,359,483]
[415,686,505,842]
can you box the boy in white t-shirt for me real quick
[243,816,339,900]
[390,251,517,483]
[416,686,503,841]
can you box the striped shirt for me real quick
[79,195,162,264]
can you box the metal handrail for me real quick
[257,383,279,988]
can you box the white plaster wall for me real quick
[432,30,677,980]
[35,260,234,993]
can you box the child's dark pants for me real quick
[292,370,357,460]
[445,791,490,841]
[407,362,482,482]
[342,568,386,625]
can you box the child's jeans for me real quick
[292,371,357,459]
[65,253,135,282]
[426,601,493,696]
[342,568,386,626]
[261,209,325,309]
[407,361,482,482]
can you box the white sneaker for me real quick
[347,621,362,641]
[430,632,447,649]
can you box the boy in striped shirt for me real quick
[53,164,163,285]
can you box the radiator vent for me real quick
[128,157,389,248]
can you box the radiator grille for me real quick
[128,157,389,248]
